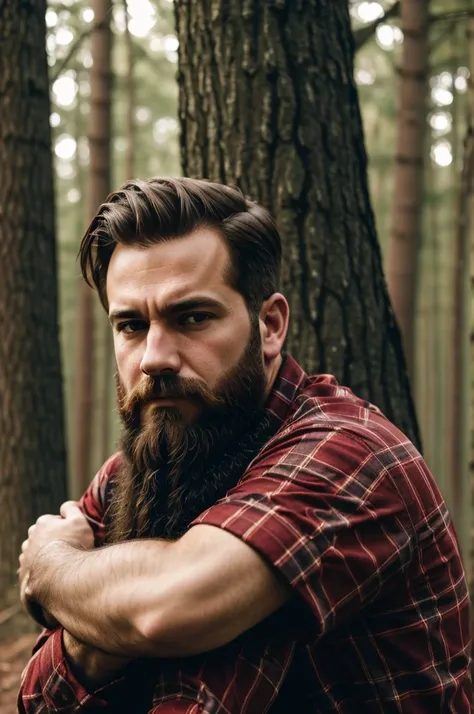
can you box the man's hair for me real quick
[79,176,281,313]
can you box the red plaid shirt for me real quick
[19,355,472,713]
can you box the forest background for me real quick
[0,0,473,705]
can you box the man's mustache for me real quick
[119,375,225,415]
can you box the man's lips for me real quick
[143,395,191,406]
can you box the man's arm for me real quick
[26,524,291,657]
[24,420,420,673]
[24,425,415,661]
[18,456,137,713]
[18,627,139,714]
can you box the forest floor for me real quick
[0,591,39,714]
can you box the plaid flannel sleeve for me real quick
[145,633,296,713]
[17,454,127,713]
[17,628,136,713]
[192,421,415,638]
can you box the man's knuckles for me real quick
[36,514,60,525]
[60,500,82,519]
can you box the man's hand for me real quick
[19,501,94,625]
[62,630,132,690]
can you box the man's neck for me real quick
[264,354,283,401]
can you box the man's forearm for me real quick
[28,539,173,656]
[62,630,132,688]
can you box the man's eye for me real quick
[179,312,213,326]
[117,321,146,334]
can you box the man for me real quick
[18,177,472,712]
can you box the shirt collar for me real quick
[265,354,308,425]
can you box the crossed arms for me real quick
[18,428,414,712]
[24,522,290,658]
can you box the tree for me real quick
[73,0,112,493]
[123,0,136,180]
[447,102,472,563]
[0,0,67,603]
[174,0,421,448]
[465,11,474,577]
[386,0,430,378]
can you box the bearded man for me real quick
[18,178,472,713]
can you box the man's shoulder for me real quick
[284,373,399,439]
[272,356,389,441]
[263,368,421,478]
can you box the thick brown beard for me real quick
[106,318,271,543]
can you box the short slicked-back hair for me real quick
[79,176,281,313]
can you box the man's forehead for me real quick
[108,231,230,278]
[106,233,237,314]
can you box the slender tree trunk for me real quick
[174,0,421,447]
[124,0,135,180]
[386,0,430,379]
[448,132,472,563]
[466,16,474,581]
[425,164,444,491]
[74,0,112,492]
[445,58,471,562]
[0,0,67,602]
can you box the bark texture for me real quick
[174,0,421,447]
[74,0,112,492]
[386,0,430,378]
[0,0,67,600]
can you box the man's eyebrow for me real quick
[162,297,227,314]
[108,308,143,324]
[109,298,227,324]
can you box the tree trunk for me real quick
[0,0,67,602]
[174,0,421,448]
[467,15,474,585]
[124,0,135,180]
[424,163,444,490]
[386,0,430,379]
[73,0,112,493]
[446,55,471,563]
[448,129,472,564]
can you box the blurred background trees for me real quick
[0,0,472,611]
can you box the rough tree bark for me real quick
[74,0,112,493]
[386,0,430,378]
[174,0,421,447]
[0,0,67,602]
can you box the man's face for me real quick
[107,228,268,427]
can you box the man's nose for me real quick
[139,325,181,376]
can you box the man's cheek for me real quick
[116,343,142,386]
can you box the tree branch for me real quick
[354,1,400,52]
[354,5,473,55]
[430,9,474,25]
[50,16,111,83]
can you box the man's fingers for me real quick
[59,501,82,519]
[36,514,60,525]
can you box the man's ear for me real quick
[259,293,289,362]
